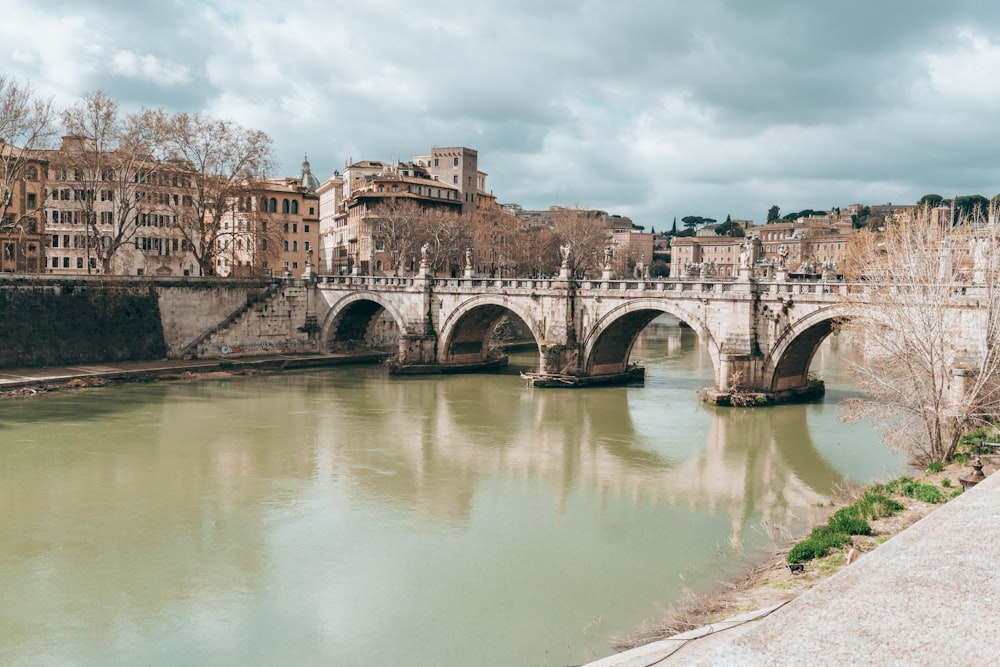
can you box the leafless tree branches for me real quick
[840,206,1000,463]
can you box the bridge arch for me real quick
[436,295,542,366]
[580,299,720,382]
[320,291,408,353]
[763,303,857,393]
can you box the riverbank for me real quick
[0,352,388,400]
[610,455,996,657]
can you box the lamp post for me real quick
[959,440,986,490]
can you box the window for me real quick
[269,198,277,212]
[261,221,267,232]
[25,166,38,181]
[453,157,459,166]
[262,239,268,250]
[293,241,298,251]
[63,257,70,268]
[303,225,309,233]
[51,235,59,248]
[282,199,290,213]
[52,257,59,268]
[292,261,298,269]
[292,223,297,233]
[77,257,83,269]
[283,240,289,251]
[291,201,298,214]
[309,207,314,215]
[27,193,36,209]
[434,158,439,167]
[63,235,70,248]
[453,175,458,184]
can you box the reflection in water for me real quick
[0,316,904,667]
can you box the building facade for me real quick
[318,147,492,276]
[215,159,320,278]
[0,146,46,273]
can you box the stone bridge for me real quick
[308,269,870,402]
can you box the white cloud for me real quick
[4,0,1000,222]
[110,50,191,87]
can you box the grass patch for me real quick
[786,476,909,565]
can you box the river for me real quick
[0,315,904,666]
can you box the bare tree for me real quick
[470,206,524,277]
[0,76,55,234]
[840,206,1000,464]
[160,112,274,276]
[416,208,469,276]
[550,207,611,278]
[368,197,422,275]
[58,91,171,274]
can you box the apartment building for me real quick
[0,146,46,273]
[319,148,490,275]
[215,159,320,278]
[670,218,853,278]
[40,135,199,276]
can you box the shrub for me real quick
[916,484,943,504]
[859,490,904,518]
[949,488,964,499]
[927,461,945,473]
[829,509,872,536]
[900,478,920,498]
[787,539,823,564]
[941,478,952,488]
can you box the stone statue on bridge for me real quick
[778,245,789,267]
[560,243,572,269]
[739,238,757,269]
[603,246,612,270]
[821,259,839,281]
[465,247,473,270]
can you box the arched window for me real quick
[282,199,290,213]
[269,198,277,212]
[260,197,268,211]
[291,200,298,214]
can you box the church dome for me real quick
[299,154,320,191]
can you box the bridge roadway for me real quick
[309,269,878,402]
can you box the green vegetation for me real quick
[927,461,945,473]
[681,215,716,231]
[786,480,908,565]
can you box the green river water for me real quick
[0,315,904,666]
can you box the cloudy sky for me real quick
[3,0,999,228]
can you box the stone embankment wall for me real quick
[0,280,167,367]
[0,276,306,368]
[193,284,320,358]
